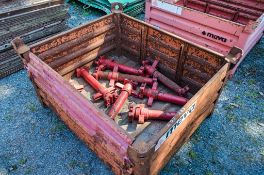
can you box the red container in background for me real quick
[145,0,264,75]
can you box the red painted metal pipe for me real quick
[108,81,133,120]
[76,67,118,107]
[95,55,144,75]
[143,60,189,96]
[139,80,188,106]
[93,70,154,85]
[128,104,177,124]
[115,82,138,97]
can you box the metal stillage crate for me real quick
[12,4,242,175]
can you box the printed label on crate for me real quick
[152,0,183,15]
[202,31,227,43]
[155,101,197,151]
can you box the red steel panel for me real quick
[146,0,264,75]
[26,52,133,163]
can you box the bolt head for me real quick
[76,68,82,78]
[128,104,135,122]
[138,115,145,124]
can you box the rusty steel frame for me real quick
[12,4,242,174]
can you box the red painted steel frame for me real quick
[145,0,264,75]
[26,52,133,170]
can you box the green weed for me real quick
[27,103,37,112]
[19,158,27,165]
[248,79,256,85]
[50,123,67,133]
[234,79,242,85]
[224,104,235,111]
[188,150,197,159]
[227,114,236,122]
[25,167,34,175]
[69,160,78,168]
[234,95,241,100]
[206,171,214,175]
[9,164,18,171]
[260,149,264,156]
[4,114,14,121]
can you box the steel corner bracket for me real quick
[111,3,124,13]
[127,144,155,175]
[11,37,30,61]
[225,46,243,64]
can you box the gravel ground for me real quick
[0,2,263,175]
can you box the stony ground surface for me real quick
[0,1,263,175]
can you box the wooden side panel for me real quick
[149,63,230,175]
[120,14,182,75]
[120,16,142,60]
[146,28,182,73]
[30,14,116,75]
[120,14,225,93]
[183,45,225,91]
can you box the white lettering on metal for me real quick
[155,101,196,151]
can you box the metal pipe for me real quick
[95,55,144,75]
[93,70,154,85]
[143,60,189,96]
[138,80,188,106]
[76,67,118,107]
[108,82,133,120]
[115,82,138,97]
[128,104,177,124]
